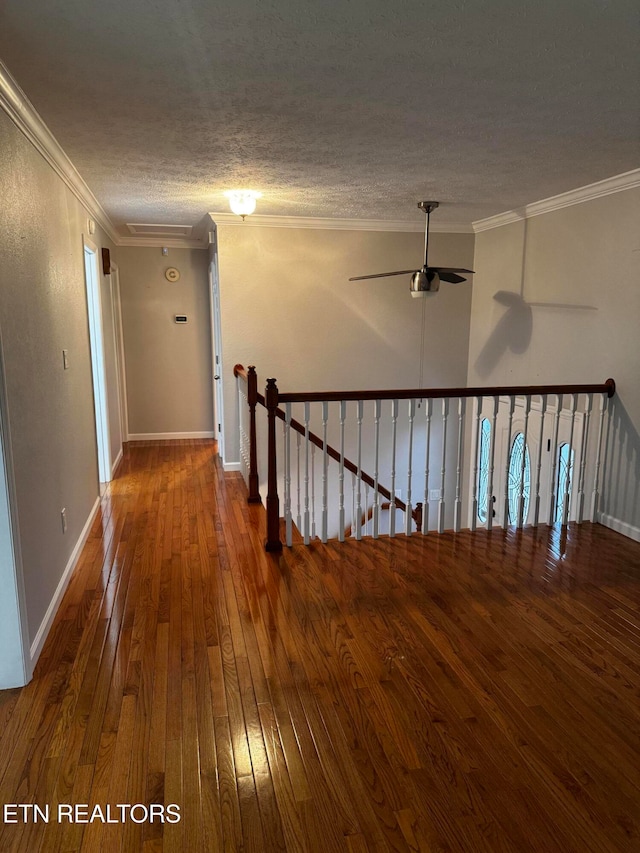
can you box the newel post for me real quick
[265,378,283,552]
[246,366,261,503]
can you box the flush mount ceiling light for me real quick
[224,189,262,220]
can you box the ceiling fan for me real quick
[349,201,474,297]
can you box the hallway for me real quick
[1,439,639,851]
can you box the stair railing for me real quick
[235,365,422,549]
[234,365,615,552]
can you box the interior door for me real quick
[109,264,128,446]
[83,237,111,487]
[209,254,225,461]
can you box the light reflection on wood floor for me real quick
[0,439,639,852]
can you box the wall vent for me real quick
[126,223,193,237]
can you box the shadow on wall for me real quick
[602,396,640,535]
[474,216,597,378]
[475,290,534,377]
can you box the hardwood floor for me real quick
[1,439,639,852]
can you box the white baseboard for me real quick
[598,512,640,543]
[111,447,123,477]
[29,495,101,665]
[127,431,215,441]
[223,461,242,472]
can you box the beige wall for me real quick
[0,108,118,650]
[117,247,213,437]
[467,188,640,535]
[217,224,475,464]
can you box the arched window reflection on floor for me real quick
[555,442,575,523]
[477,418,491,523]
[508,433,530,524]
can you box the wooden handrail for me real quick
[276,378,615,404]
[234,364,265,405]
[235,365,616,405]
[236,367,421,522]
[234,365,616,551]
[233,363,248,380]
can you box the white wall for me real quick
[117,247,214,438]
[217,224,476,465]
[0,107,120,658]
[467,188,640,537]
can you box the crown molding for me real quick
[473,168,640,232]
[0,60,119,245]
[209,211,473,233]
[472,210,524,232]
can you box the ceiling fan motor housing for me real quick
[410,269,440,297]
[417,201,440,214]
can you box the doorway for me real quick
[0,337,30,687]
[109,263,129,448]
[83,237,111,486]
[209,242,225,462]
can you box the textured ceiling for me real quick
[0,0,638,233]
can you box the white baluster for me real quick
[562,394,577,526]
[338,400,346,542]
[364,483,370,536]
[389,399,398,537]
[422,399,432,534]
[591,393,607,522]
[454,398,466,533]
[487,396,499,531]
[284,403,292,547]
[548,394,562,525]
[438,398,449,534]
[321,401,328,543]
[303,402,310,544]
[405,399,415,536]
[533,395,547,527]
[351,472,356,538]
[296,430,302,533]
[517,396,531,528]
[577,394,592,523]
[373,400,381,539]
[355,400,363,540]
[502,396,516,527]
[311,443,316,540]
[238,381,246,478]
[470,396,482,532]
[600,394,613,522]
[237,381,249,481]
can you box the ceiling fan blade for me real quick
[438,272,466,284]
[431,267,475,274]
[349,269,418,281]
[349,206,474,288]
